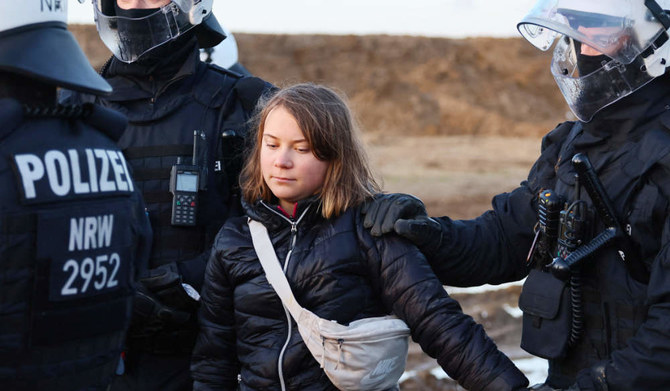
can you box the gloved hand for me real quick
[569,363,607,391]
[128,263,201,336]
[133,282,191,327]
[362,193,428,236]
[140,262,183,292]
[362,193,443,253]
[140,262,200,313]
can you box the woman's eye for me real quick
[265,143,278,149]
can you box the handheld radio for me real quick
[169,131,205,226]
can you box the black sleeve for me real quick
[357,217,528,391]
[191,230,240,391]
[426,183,538,286]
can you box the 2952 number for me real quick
[60,253,121,296]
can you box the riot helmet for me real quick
[93,0,226,63]
[518,0,670,122]
[0,1,111,95]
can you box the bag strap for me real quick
[248,219,305,319]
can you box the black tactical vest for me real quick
[0,99,151,390]
[524,111,670,387]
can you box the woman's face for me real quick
[260,106,329,213]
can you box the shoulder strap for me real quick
[248,219,304,319]
[234,76,274,113]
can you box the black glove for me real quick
[394,215,443,253]
[129,263,201,336]
[140,262,200,313]
[362,193,444,253]
[362,193,428,236]
[133,283,191,327]
[569,363,607,391]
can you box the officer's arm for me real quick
[191,236,240,391]
[423,184,537,286]
[361,184,537,287]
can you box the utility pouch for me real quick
[519,269,571,359]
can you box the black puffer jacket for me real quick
[192,198,527,390]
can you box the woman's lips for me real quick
[272,176,294,183]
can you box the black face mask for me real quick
[574,41,611,77]
[112,3,194,68]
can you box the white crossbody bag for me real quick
[248,219,410,391]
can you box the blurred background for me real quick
[69,1,571,388]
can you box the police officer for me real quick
[0,2,152,390]
[64,1,274,390]
[363,1,670,389]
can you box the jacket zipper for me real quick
[259,202,310,391]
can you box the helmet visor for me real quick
[94,2,195,63]
[550,36,655,121]
[518,0,666,64]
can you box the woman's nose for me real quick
[274,150,293,168]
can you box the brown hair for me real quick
[241,83,380,218]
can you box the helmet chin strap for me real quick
[645,0,670,29]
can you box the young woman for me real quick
[191,83,528,391]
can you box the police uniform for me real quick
[421,73,670,390]
[0,3,151,390]
[0,100,152,390]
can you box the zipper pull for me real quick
[289,222,298,249]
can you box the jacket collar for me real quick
[244,196,323,231]
[554,73,670,187]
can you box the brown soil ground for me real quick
[69,26,557,389]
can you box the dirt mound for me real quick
[70,26,568,138]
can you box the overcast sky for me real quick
[68,0,537,38]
